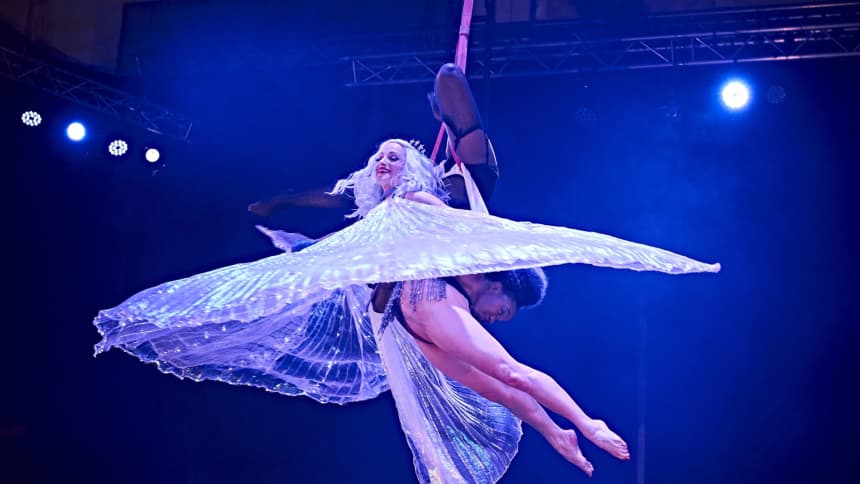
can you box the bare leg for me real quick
[415,339,594,476]
[406,294,630,461]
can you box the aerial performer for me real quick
[94,137,719,481]
[93,3,720,482]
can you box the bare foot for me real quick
[582,419,630,461]
[550,429,594,477]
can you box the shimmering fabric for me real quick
[95,284,387,404]
[442,162,490,214]
[369,305,521,484]
[94,197,719,481]
[95,199,718,332]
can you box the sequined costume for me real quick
[94,197,719,483]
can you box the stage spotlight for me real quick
[21,111,42,127]
[145,148,161,163]
[720,80,751,111]
[108,139,129,157]
[66,122,86,141]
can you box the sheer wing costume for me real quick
[93,165,719,483]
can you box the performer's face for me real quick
[471,283,517,325]
[374,142,406,190]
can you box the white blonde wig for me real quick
[330,138,448,218]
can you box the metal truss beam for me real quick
[0,47,193,141]
[342,2,860,86]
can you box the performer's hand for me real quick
[248,201,273,217]
[255,226,312,252]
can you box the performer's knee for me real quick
[499,362,533,393]
[437,63,465,82]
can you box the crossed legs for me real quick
[407,302,629,474]
[416,339,596,476]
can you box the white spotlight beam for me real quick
[145,148,160,163]
[721,81,751,110]
[66,122,86,141]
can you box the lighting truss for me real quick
[341,2,860,86]
[0,47,193,141]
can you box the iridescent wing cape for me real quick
[94,196,719,482]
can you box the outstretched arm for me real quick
[249,186,353,252]
[260,191,443,253]
[248,186,352,217]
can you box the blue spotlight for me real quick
[66,122,86,141]
[720,80,751,111]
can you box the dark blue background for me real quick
[2,2,857,483]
